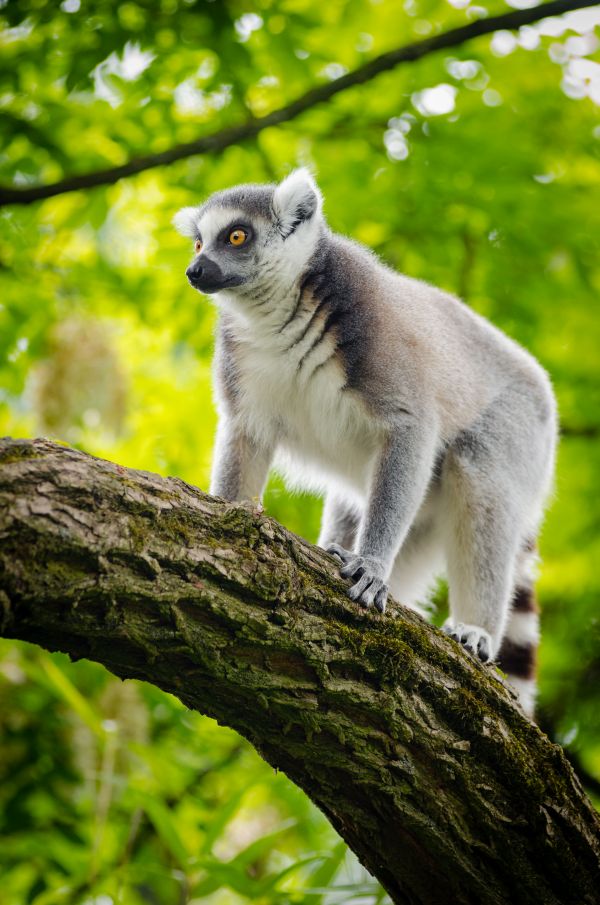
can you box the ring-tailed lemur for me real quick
[174,169,557,717]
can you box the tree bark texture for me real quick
[0,438,598,905]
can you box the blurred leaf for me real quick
[302,841,348,904]
[38,657,105,738]
[133,792,192,869]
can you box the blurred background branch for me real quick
[0,0,597,207]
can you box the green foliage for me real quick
[1,0,599,901]
[1,645,379,904]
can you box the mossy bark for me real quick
[0,437,598,905]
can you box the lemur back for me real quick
[175,169,557,717]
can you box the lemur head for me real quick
[173,169,323,297]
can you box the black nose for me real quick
[186,263,203,283]
[185,255,226,293]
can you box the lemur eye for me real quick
[228,228,247,247]
[194,239,203,254]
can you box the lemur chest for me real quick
[235,340,379,481]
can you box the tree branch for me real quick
[0,0,597,208]
[0,437,599,904]
[561,424,600,438]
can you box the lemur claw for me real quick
[327,544,389,613]
[443,620,492,663]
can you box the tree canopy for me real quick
[1,1,599,903]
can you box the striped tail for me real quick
[497,540,540,718]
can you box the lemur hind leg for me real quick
[318,492,361,551]
[387,504,445,619]
[440,384,554,667]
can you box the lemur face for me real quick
[173,169,323,297]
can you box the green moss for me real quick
[215,505,263,545]
[324,605,567,806]
[327,616,438,686]
[126,516,151,553]
[159,510,203,547]
[281,707,322,743]
[0,443,46,466]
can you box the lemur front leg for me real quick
[210,416,273,502]
[328,419,438,614]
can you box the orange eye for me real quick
[194,239,203,254]
[229,228,247,247]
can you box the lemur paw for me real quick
[443,620,492,663]
[327,544,388,613]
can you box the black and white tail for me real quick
[497,540,540,717]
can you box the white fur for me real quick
[198,208,248,246]
[272,168,323,237]
[503,611,540,647]
[221,292,382,498]
[211,188,382,503]
[210,194,381,500]
[218,217,322,330]
[172,206,199,237]
[443,620,493,660]
[506,677,537,718]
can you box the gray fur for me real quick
[175,169,557,714]
[198,184,276,226]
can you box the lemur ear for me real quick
[172,206,199,237]
[272,168,322,238]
